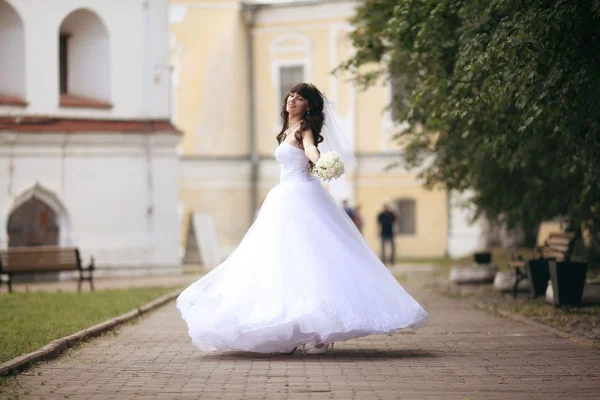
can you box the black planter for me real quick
[526,259,550,298]
[474,252,491,265]
[549,260,588,306]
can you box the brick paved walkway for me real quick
[8,283,600,400]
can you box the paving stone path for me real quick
[7,283,600,399]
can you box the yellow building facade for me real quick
[170,0,475,265]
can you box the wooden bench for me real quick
[538,232,576,262]
[0,246,94,293]
[510,231,576,297]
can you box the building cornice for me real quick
[0,117,182,134]
[247,0,358,24]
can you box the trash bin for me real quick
[548,260,588,305]
[526,259,551,298]
[474,252,492,265]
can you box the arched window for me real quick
[58,8,111,108]
[0,0,26,106]
[394,198,416,235]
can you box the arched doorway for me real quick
[7,196,59,247]
[3,183,72,249]
[4,185,71,282]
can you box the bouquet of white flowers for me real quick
[314,151,345,182]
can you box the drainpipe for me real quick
[142,0,154,233]
[245,4,259,222]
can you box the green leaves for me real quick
[342,0,600,256]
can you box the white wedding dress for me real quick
[177,142,428,353]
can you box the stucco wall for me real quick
[170,1,249,156]
[0,0,171,119]
[0,132,181,275]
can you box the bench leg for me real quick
[88,258,95,291]
[78,270,94,292]
[0,275,8,293]
[513,267,523,298]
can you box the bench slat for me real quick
[0,247,80,274]
[548,232,576,240]
[542,250,566,261]
[546,237,570,246]
[544,244,569,253]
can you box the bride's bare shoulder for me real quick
[301,128,315,143]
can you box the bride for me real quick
[177,83,428,355]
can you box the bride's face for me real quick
[286,92,310,117]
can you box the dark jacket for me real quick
[377,211,396,237]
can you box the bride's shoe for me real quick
[277,346,298,355]
[305,343,333,355]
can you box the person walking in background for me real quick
[342,199,355,222]
[353,205,364,234]
[377,204,396,265]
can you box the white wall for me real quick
[0,132,181,275]
[146,0,171,118]
[0,0,26,98]
[0,0,171,119]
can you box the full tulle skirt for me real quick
[177,178,428,353]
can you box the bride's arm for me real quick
[302,129,320,163]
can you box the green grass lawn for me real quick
[506,300,600,326]
[0,286,181,364]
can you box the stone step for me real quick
[493,270,530,292]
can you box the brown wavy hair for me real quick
[276,83,325,154]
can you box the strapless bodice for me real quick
[274,142,317,183]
